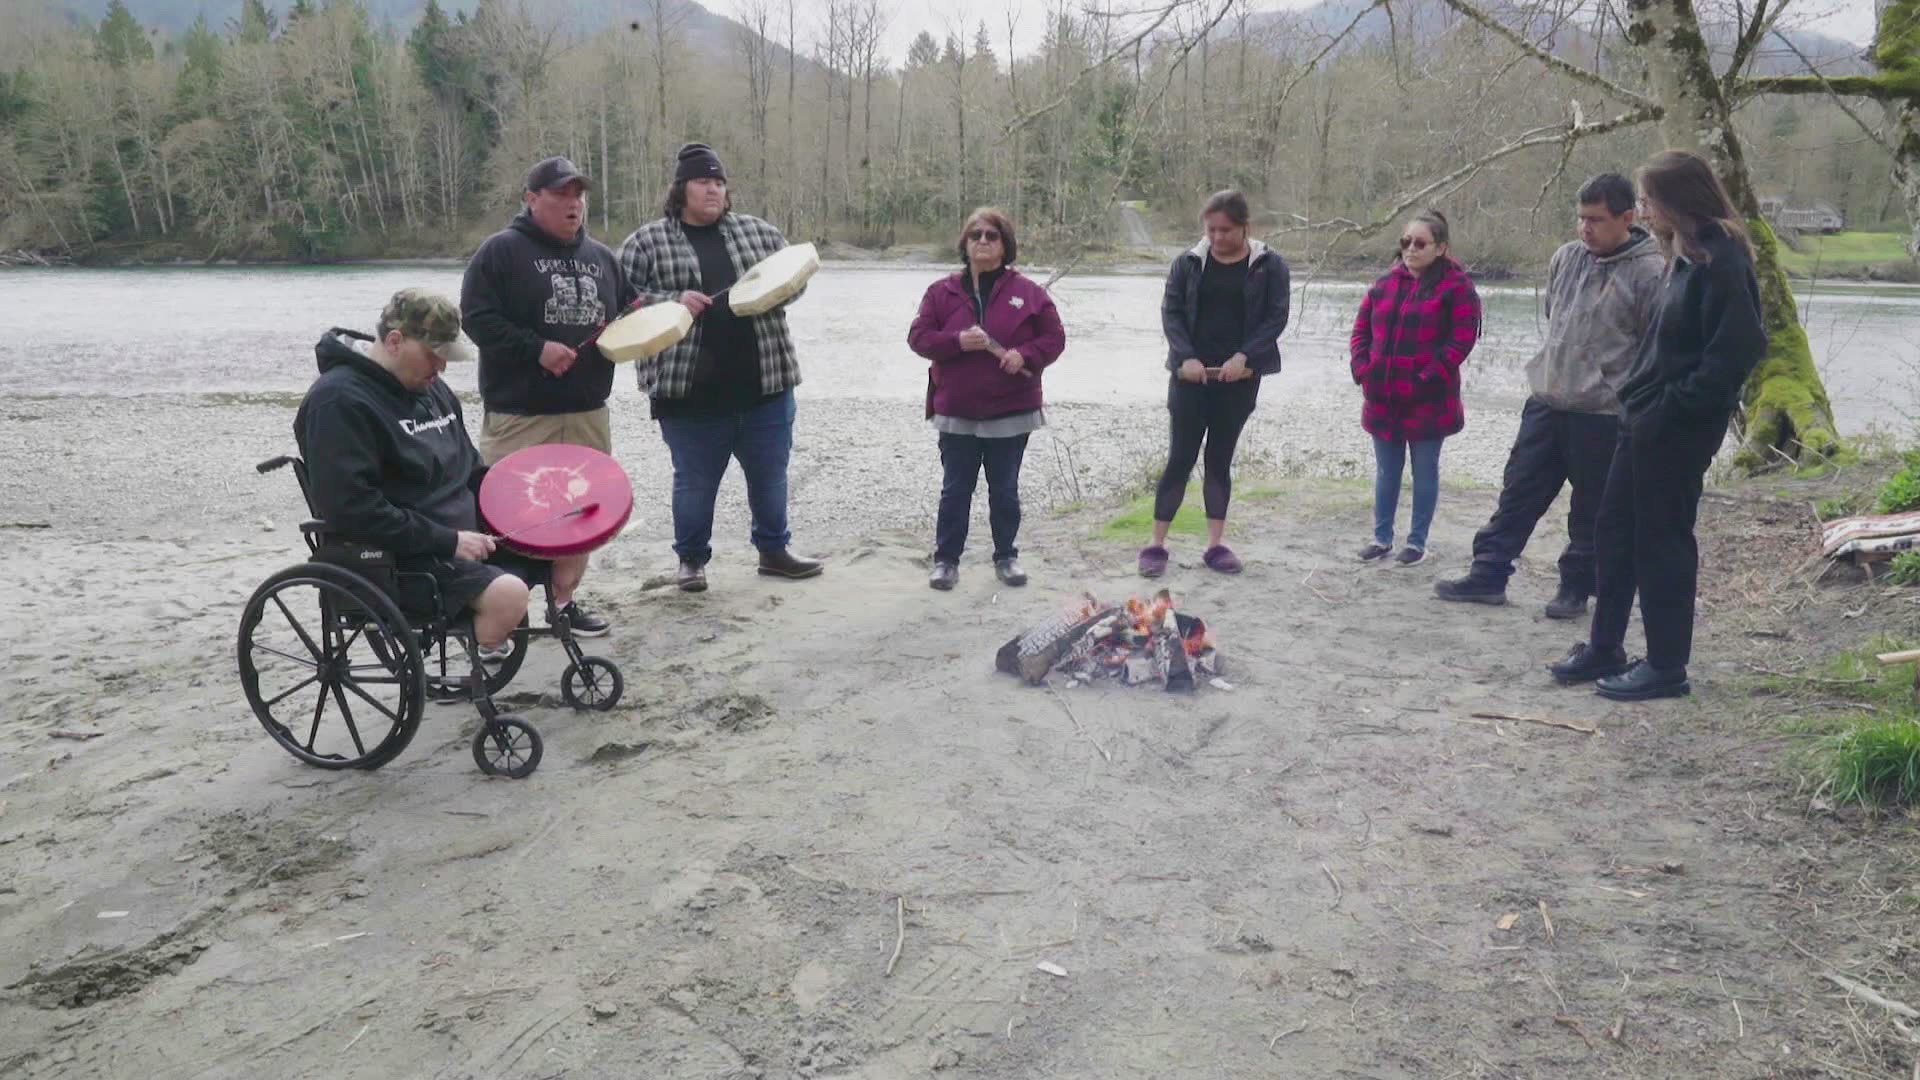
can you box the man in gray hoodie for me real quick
[1435,174,1664,616]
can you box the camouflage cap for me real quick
[381,288,476,363]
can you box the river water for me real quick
[3,262,1916,433]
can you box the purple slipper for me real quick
[1203,545,1244,574]
[1138,545,1170,578]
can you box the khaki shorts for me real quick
[478,406,613,466]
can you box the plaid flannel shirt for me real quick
[614,212,804,399]
[1349,257,1482,442]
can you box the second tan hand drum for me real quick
[728,243,819,316]
[596,301,694,363]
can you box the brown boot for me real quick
[758,548,824,580]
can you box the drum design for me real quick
[478,444,634,559]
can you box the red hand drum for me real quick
[478,445,634,559]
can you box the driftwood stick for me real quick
[1321,863,1343,908]
[1825,972,1920,1019]
[1876,649,1920,665]
[1048,685,1112,763]
[886,897,906,977]
[1469,712,1598,736]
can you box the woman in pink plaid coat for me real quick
[1349,209,1483,565]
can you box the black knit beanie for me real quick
[674,143,727,183]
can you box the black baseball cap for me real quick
[525,156,592,193]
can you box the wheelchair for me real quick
[237,455,625,779]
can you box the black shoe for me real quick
[1595,659,1690,701]
[1357,542,1392,561]
[929,561,958,591]
[1434,574,1507,605]
[994,558,1028,587]
[677,561,707,593]
[759,548,824,579]
[1394,546,1426,566]
[1547,641,1627,685]
[1544,585,1589,620]
[550,600,611,638]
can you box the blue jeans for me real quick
[934,432,1028,564]
[1372,436,1443,550]
[657,390,795,566]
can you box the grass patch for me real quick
[1096,478,1372,540]
[1777,231,1911,277]
[1760,637,1920,809]
[1827,717,1920,807]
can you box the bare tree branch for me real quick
[1741,74,1909,102]
[1746,31,1900,157]
[1000,0,1208,141]
[1437,0,1657,110]
[1269,0,1389,128]
[1722,0,1775,87]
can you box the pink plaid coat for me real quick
[1350,258,1482,442]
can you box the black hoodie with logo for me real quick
[461,208,633,416]
[293,331,486,558]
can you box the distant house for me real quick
[1760,196,1845,234]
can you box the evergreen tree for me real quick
[96,0,154,69]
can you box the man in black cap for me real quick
[460,155,634,637]
[616,142,822,593]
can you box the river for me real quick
[3,263,1915,434]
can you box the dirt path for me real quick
[2,471,1917,1079]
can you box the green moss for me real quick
[1874,0,1920,93]
[1738,218,1842,469]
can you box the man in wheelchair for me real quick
[293,288,530,657]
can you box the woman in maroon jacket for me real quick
[1350,209,1482,565]
[908,208,1067,591]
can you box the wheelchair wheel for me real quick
[561,656,624,712]
[423,620,529,702]
[238,563,424,771]
[472,716,542,778]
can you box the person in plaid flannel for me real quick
[1349,209,1483,566]
[616,143,823,593]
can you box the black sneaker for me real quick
[550,600,611,638]
[929,561,958,591]
[1595,659,1690,701]
[994,558,1028,587]
[1544,585,1589,620]
[1547,642,1627,685]
[1394,546,1426,566]
[1357,542,1392,561]
[1434,574,1507,605]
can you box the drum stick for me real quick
[494,502,600,543]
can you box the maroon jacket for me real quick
[908,268,1066,420]
[1350,257,1482,442]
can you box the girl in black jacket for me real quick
[1547,150,1768,701]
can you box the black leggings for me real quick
[1153,374,1261,522]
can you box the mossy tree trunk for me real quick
[1626,0,1841,467]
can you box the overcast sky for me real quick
[792,0,1883,65]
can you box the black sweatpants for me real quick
[1588,412,1728,671]
[1469,397,1619,591]
[1154,375,1260,523]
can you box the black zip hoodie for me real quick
[293,330,486,558]
[460,208,630,416]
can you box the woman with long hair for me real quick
[1350,209,1482,565]
[908,208,1066,590]
[1138,190,1292,577]
[1547,150,1768,701]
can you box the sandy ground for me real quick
[3,394,1919,1079]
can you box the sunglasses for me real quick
[1399,237,1432,251]
[967,229,1002,243]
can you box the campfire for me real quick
[996,590,1221,692]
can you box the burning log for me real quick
[1152,608,1196,692]
[995,596,1120,685]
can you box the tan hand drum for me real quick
[478,444,634,559]
[596,301,694,363]
[728,242,819,316]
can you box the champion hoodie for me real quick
[293,330,486,558]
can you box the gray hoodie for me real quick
[1525,227,1665,415]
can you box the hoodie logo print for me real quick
[544,273,604,327]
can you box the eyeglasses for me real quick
[967,229,1002,243]
[1399,237,1432,251]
